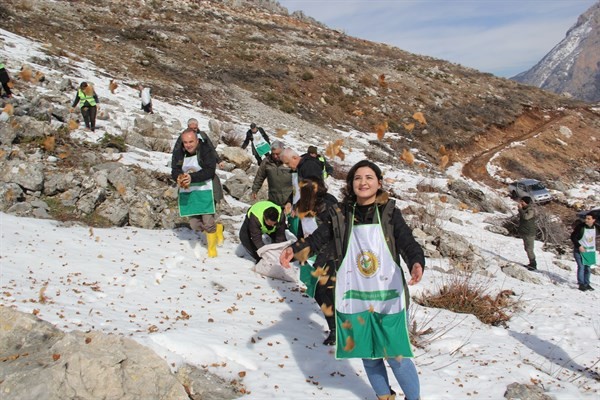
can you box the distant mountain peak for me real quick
[512,2,600,103]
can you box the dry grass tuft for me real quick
[42,136,56,152]
[221,131,243,147]
[401,148,414,165]
[413,111,427,125]
[19,66,33,82]
[325,139,345,160]
[375,121,388,140]
[3,104,14,116]
[439,154,449,170]
[68,119,79,131]
[378,74,387,89]
[109,79,118,94]
[415,272,517,327]
[275,128,288,138]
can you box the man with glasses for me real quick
[251,140,292,207]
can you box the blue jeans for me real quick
[574,250,591,286]
[362,358,420,400]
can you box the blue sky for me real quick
[278,0,598,77]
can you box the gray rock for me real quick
[485,224,510,236]
[7,202,33,216]
[30,199,49,210]
[224,170,252,200]
[128,194,158,229]
[44,171,77,196]
[0,123,17,145]
[101,164,137,194]
[59,186,83,207]
[0,183,24,210]
[500,264,542,284]
[77,188,107,214]
[504,382,552,400]
[32,207,51,219]
[220,146,253,170]
[1,160,45,192]
[97,197,129,226]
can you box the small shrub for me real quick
[99,133,127,152]
[222,131,243,147]
[415,272,517,326]
[301,71,314,81]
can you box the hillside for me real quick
[1,0,598,184]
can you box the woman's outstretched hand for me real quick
[408,263,423,285]
[280,247,294,269]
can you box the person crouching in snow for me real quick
[239,201,287,263]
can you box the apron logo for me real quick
[356,250,378,277]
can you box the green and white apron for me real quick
[335,208,413,359]
[298,217,319,297]
[253,132,271,158]
[178,155,215,217]
[580,227,597,266]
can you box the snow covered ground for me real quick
[1,28,599,400]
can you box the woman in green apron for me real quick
[295,176,339,345]
[281,160,425,400]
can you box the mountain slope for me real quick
[0,0,591,161]
[512,1,600,103]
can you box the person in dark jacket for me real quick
[239,201,287,262]
[241,122,271,164]
[71,82,99,131]
[295,176,339,345]
[280,159,424,400]
[280,148,325,211]
[517,196,537,270]
[171,119,225,208]
[0,61,12,98]
[571,212,599,291]
[171,128,222,257]
[305,145,334,179]
[251,140,292,206]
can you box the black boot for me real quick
[323,330,336,346]
[323,316,336,345]
[585,284,594,291]
[578,284,587,291]
[526,259,537,271]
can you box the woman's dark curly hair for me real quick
[342,160,384,203]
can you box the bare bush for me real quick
[414,272,517,327]
[222,131,243,147]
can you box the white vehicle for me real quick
[508,179,552,203]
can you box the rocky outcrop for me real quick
[0,306,240,400]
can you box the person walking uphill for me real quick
[0,61,13,98]
[571,212,599,291]
[517,196,537,271]
[251,140,292,207]
[71,82,99,131]
[280,160,425,400]
[171,128,224,258]
[239,201,287,263]
[242,123,271,164]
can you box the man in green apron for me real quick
[242,123,271,164]
[171,128,221,257]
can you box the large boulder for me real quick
[0,306,188,400]
[1,159,45,192]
